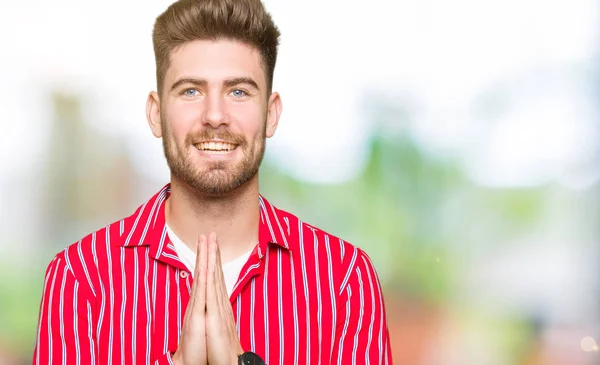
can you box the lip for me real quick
[196,139,238,144]
[194,139,238,148]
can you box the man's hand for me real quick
[205,232,245,365]
[172,235,209,365]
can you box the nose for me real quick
[202,93,228,128]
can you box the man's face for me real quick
[148,39,281,195]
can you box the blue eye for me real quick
[183,89,199,97]
[231,89,247,98]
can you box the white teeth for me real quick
[202,149,230,154]
[196,142,236,152]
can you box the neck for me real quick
[165,175,260,263]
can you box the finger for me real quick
[212,233,222,309]
[185,236,202,312]
[193,234,208,315]
[214,239,227,307]
[194,234,204,278]
[215,237,237,334]
[206,232,217,313]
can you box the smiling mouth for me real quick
[194,141,238,154]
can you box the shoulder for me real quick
[270,202,364,258]
[46,208,140,298]
[268,201,377,289]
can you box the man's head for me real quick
[153,0,280,96]
[146,0,282,196]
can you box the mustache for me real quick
[185,129,247,146]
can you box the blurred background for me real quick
[0,0,599,364]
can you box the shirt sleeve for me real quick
[153,353,176,365]
[332,249,393,365]
[32,255,98,365]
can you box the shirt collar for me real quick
[115,184,293,255]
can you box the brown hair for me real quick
[152,0,281,95]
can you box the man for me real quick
[32,0,392,364]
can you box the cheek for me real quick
[229,104,266,138]
[165,103,202,140]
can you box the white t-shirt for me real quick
[166,224,252,297]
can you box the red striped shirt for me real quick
[33,184,392,364]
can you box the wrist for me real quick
[231,349,243,365]
[171,351,181,365]
[231,342,244,364]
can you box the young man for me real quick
[32,0,392,364]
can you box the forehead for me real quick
[165,39,266,88]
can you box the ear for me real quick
[265,92,282,138]
[146,91,162,138]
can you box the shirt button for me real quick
[180,271,189,279]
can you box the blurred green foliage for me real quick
[0,263,45,360]
[261,132,465,303]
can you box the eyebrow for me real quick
[170,78,206,92]
[170,77,260,92]
[223,77,259,90]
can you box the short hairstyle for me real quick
[152,0,281,95]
